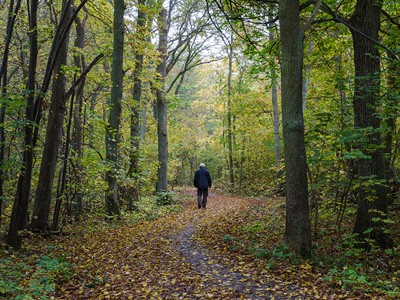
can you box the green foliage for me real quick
[324,265,400,296]
[0,252,71,299]
[155,190,175,206]
[325,265,368,289]
[223,234,234,242]
[241,220,268,233]
[247,244,294,262]
[122,195,181,223]
[84,276,109,288]
[341,233,366,258]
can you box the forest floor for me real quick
[1,190,399,299]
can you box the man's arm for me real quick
[193,171,198,187]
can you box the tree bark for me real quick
[70,15,87,218]
[105,0,125,215]
[302,41,313,111]
[279,0,311,258]
[350,0,391,247]
[7,0,87,246]
[227,41,234,190]
[7,0,38,246]
[30,0,73,231]
[128,0,147,210]
[0,0,22,230]
[267,7,282,188]
[384,50,399,205]
[156,8,169,193]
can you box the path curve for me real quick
[54,191,317,299]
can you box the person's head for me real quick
[199,163,205,168]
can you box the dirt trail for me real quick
[55,192,316,299]
[175,212,277,299]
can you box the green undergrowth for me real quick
[0,245,71,299]
[69,192,183,233]
[214,201,400,298]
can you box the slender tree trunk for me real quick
[88,92,98,147]
[7,0,38,246]
[350,0,391,248]
[0,0,22,230]
[156,8,169,193]
[384,50,399,205]
[7,0,87,245]
[279,0,311,258]
[128,0,147,210]
[52,74,75,231]
[238,135,246,191]
[30,0,73,231]
[271,63,283,190]
[267,6,282,190]
[302,41,313,111]
[140,108,147,141]
[105,0,125,215]
[71,15,87,217]
[227,41,234,190]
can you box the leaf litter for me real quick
[11,190,395,299]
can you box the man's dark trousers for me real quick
[197,189,208,208]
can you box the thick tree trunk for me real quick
[7,0,38,246]
[279,0,311,258]
[30,0,73,231]
[350,0,391,248]
[105,0,125,215]
[156,8,169,193]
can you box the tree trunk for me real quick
[227,41,234,190]
[0,0,22,230]
[302,41,313,111]
[7,0,87,245]
[52,74,75,231]
[279,0,311,258]
[30,0,73,231]
[156,8,169,193]
[350,0,392,248]
[128,0,147,210]
[88,92,98,147]
[267,8,282,188]
[271,62,283,190]
[384,50,399,205]
[105,0,125,216]
[71,15,87,217]
[7,0,38,246]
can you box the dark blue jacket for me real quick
[193,167,212,189]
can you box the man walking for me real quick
[193,163,212,209]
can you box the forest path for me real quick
[55,191,320,299]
